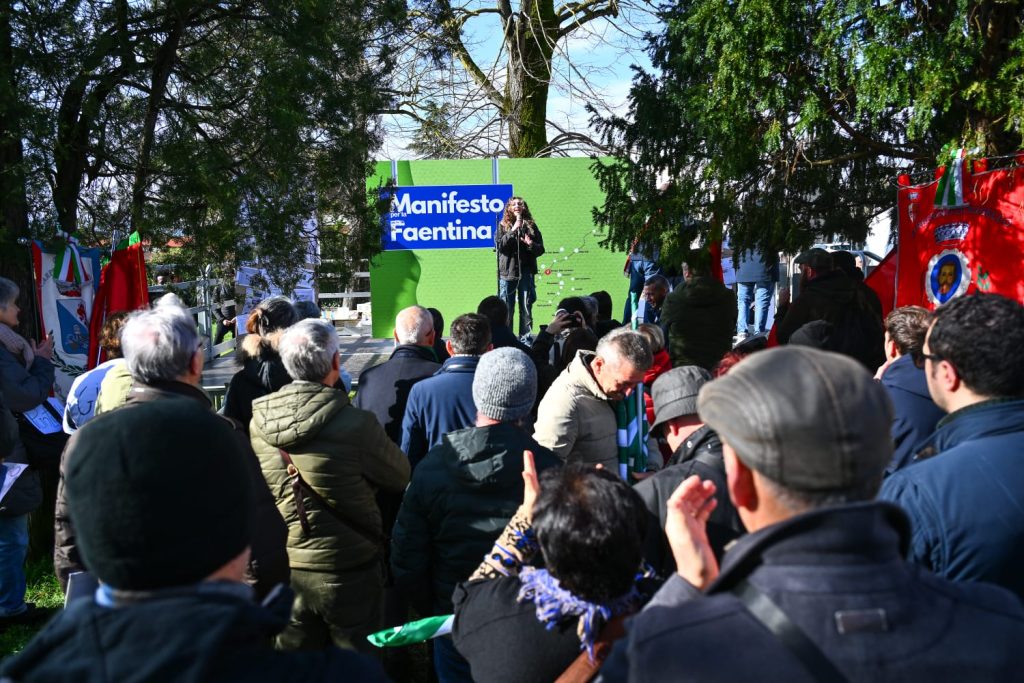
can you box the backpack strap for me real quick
[277,448,386,551]
[554,614,628,683]
[730,578,851,683]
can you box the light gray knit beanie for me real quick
[472,347,537,422]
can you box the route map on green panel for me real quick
[367,158,629,338]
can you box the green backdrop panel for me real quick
[368,158,628,338]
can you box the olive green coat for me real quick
[250,381,410,572]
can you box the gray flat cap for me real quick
[697,346,893,492]
[650,366,713,432]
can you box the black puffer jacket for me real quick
[777,270,885,370]
[633,427,743,576]
[223,332,292,434]
[661,276,736,371]
[390,423,560,615]
[496,223,545,281]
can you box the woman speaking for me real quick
[496,196,545,338]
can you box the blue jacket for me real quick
[600,502,1024,682]
[879,354,945,473]
[400,355,481,468]
[0,345,54,414]
[879,398,1024,599]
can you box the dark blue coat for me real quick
[0,583,387,682]
[400,355,481,468]
[879,354,945,473]
[733,249,777,283]
[879,398,1024,599]
[353,344,440,445]
[600,502,1024,682]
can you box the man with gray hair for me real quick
[392,347,561,680]
[54,299,290,599]
[93,292,190,415]
[600,346,1024,682]
[355,305,440,444]
[250,319,410,651]
[534,327,652,470]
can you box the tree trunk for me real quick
[53,0,134,235]
[0,0,37,339]
[505,0,557,157]
[130,15,185,233]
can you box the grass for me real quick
[0,558,63,660]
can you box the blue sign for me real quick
[381,184,514,250]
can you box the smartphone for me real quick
[556,309,581,328]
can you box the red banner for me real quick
[864,250,897,319]
[86,242,150,369]
[896,157,1024,308]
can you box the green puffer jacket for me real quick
[250,381,410,572]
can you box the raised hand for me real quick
[32,333,54,360]
[521,449,540,520]
[665,475,720,590]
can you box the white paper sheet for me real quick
[0,462,28,503]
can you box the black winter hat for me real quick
[66,399,252,590]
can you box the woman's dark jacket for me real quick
[496,223,545,281]
[453,576,582,683]
[223,332,292,434]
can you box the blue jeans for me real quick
[623,257,662,323]
[737,281,772,335]
[434,634,473,683]
[498,276,537,337]
[0,514,29,616]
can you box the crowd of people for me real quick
[1,244,1023,682]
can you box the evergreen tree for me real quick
[593,0,1024,263]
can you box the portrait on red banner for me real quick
[926,249,971,306]
[896,153,1024,309]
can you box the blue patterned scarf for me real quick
[516,566,646,658]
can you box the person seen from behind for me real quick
[599,346,1024,682]
[0,399,388,682]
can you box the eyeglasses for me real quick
[914,352,943,369]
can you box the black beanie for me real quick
[66,398,252,590]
